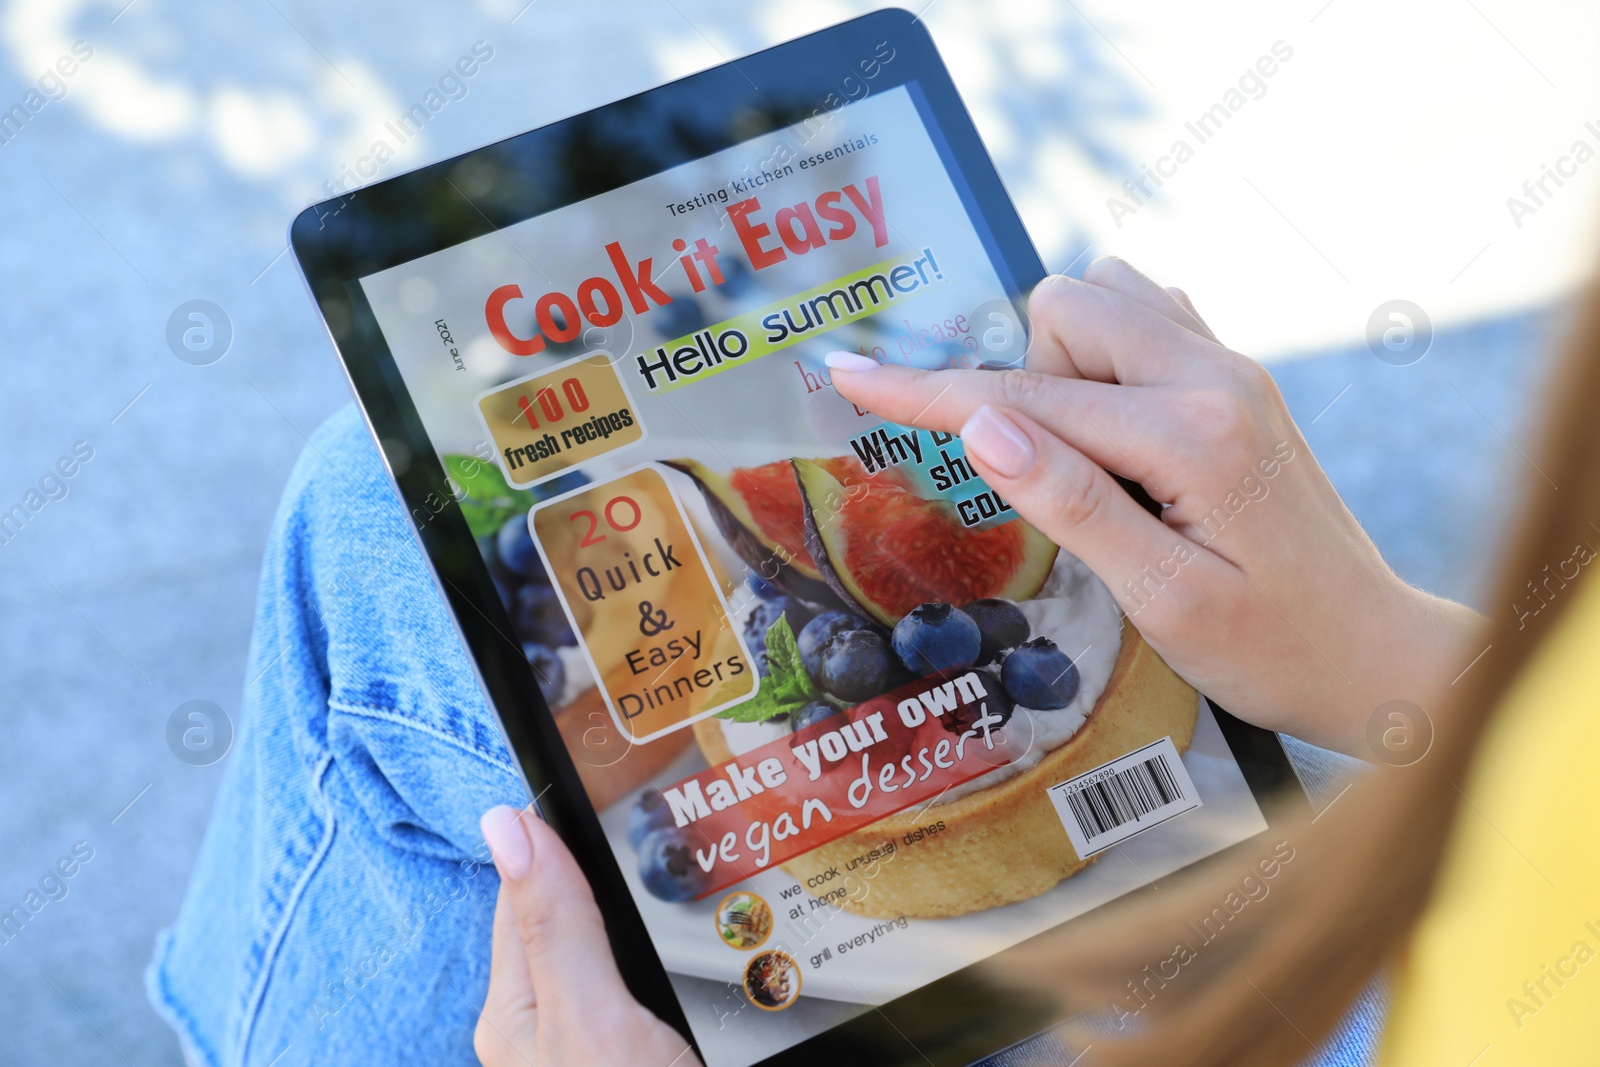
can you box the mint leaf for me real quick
[444,454,535,538]
[716,686,806,723]
[717,613,820,722]
[764,615,817,704]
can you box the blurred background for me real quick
[2,0,1597,1062]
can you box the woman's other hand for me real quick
[475,805,703,1067]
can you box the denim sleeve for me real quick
[146,404,527,1067]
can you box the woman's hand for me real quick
[826,258,1480,756]
[475,805,703,1067]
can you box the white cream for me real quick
[552,644,593,709]
[714,551,1124,804]
[721,716,796,752]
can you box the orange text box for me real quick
[478,354,644,489]
[533,466,757,743]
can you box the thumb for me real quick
[479,804,634,1015]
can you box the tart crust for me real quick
[693,619,1198,917]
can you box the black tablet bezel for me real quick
[290,10,1308,1064]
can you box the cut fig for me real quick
[663,457,860,607]
[794,458,1059,626]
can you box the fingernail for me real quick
[480,805,533,880]
[824,350,880,373]
[960,406,1035,478]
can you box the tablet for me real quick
[290,10,1305,1065]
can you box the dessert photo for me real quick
[670,450,1200,917]
[570,447,1268,1005]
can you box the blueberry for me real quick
[818,629,892,703]
[637,827,713,903]
[881,659,918,693]
[522,642,566,704]
[962,598,1031,666]
[1001,637,1079,710]
[626,789,675,850]
[492,573,514,612]
[982,676,1016,728]
[534,469,590,501]
[798,611,872,682]
[743,597,787,647]
[744,604,780,676]
[792,701,841,732]
[892,603,981,676]
[745,614,777,671]
[514,584,575,647]
[945,670,1014,735]
[747,572,784,601]
[496,515,545,579]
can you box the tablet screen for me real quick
[354,81,1270,1066]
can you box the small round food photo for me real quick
[714,891,775,950]
[743,950,802,1010]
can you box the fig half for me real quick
[663,457,844,607]
[793,458,1059,626]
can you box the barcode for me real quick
[1046,737,1201,858]
[1063,753,1182,838]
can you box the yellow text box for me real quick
[477,353,644,489]
[630,247,944,394]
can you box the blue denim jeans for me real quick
[146,405,1383,1066]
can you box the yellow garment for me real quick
[1382,575,1600,1064]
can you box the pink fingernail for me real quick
[823,350,880,372]
[960,406,1035,478]
[480,805,533,880]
